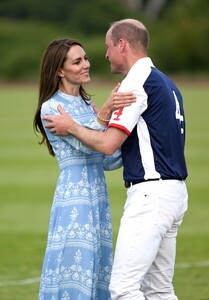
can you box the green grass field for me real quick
[0,79,209,300]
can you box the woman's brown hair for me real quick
[33,38,90,156]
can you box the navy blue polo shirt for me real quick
[108,57,188,182]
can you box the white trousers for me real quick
[109,179,188,300]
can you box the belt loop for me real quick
[124,181,131,188]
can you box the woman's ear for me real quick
[58,69,64,78]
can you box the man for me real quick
[44,19,188,300]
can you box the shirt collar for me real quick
[128,57,154,76]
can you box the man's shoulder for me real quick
[125,57,154,86]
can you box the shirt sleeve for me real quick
[108,77,148,134]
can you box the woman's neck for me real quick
[59,82,80,96]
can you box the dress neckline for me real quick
[58,90,82,100]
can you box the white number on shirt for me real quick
[173,91,184,134]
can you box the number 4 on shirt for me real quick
[173,91,184,134]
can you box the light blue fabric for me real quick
[39,90,122,300]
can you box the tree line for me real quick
[0,0,208,80]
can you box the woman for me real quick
[33,38,135,300]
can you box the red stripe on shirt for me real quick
[108,123,131,135]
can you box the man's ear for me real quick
[118,38,126,52]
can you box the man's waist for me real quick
[124,177,184,188]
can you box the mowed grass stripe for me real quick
[0,81,209,300]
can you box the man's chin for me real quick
[110,67,120,74]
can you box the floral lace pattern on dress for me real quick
[38,91,119,299]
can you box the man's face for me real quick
[105,30,123,74]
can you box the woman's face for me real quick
[59,45,91,85]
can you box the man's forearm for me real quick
[69,122,114,155]
[68,121,128,156]
[43,105,127,154]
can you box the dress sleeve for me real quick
[41,100,107,155]
[102,149,123,171]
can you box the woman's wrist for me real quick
[97,99,113,124]
[97,106,112,124]
[97,113,110,123]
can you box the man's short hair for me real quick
[110,21,149,51]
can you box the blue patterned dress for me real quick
[39,90,122,300]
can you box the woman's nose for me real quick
[84,60,90,68]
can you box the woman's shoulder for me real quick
[41,93,59,116]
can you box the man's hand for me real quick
[43,105,74,135]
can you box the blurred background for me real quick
[0,0,209,81]
[0,1,209,299]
